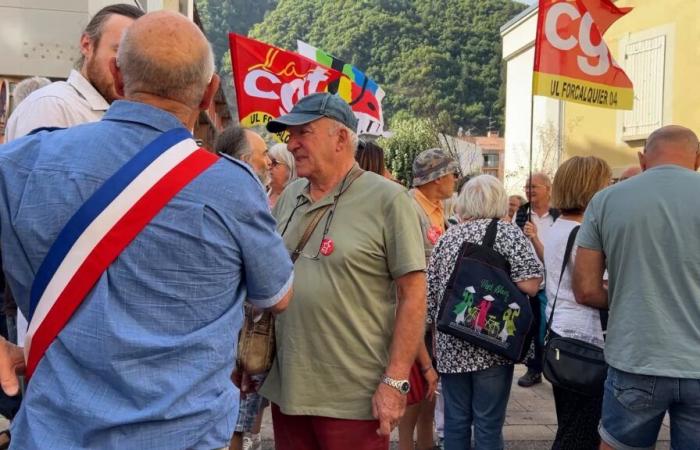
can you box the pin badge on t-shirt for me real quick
[320,237,335,256]
[427,225,443,245]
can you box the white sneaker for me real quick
[242,433,261,450]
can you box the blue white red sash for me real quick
[25,128,218,379]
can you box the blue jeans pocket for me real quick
[610,369,656,411]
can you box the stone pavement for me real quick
[255,364,671,450]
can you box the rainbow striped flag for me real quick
[297,40,386,136]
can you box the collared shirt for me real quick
[261,164,425,420]
[409,188,445,265]
[578,165,700,378]
[412,188,445,232]
[4,70,109,141]
[0,100,293,449]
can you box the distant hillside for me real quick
[197,0,526,134]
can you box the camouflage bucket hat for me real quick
[412,148,460,187]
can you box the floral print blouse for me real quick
[427,219,543,373]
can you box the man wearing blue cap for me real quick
[259,93,427,450]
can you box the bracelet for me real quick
[420,365,433,374]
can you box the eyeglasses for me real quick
[280,169,353,260]
[523,184,545,190]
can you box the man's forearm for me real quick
[573,247,608,309]
[385,271,426,379]
[575,284,608,309]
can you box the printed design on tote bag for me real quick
[446,280,522,349]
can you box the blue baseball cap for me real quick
[266,93,358,133]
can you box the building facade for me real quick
[0,0,228,145]
[500,0,699,187]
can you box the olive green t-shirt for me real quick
[260,165,425,419]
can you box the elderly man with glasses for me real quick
[513,172,560,388]
[257,93,426,450]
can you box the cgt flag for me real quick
[297,40,386,136]
[533,0,634,110]
[229,33,385,139]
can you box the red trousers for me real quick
[271,404,389,450]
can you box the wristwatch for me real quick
[381,374,410,395]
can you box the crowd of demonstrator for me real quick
[0,4,699,450]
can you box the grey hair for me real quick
[12,76,51,107]
[75,4,144,70]
[530,171,552,188]
[456,174,508,220]
[116,23,215,107]
[214,125,252,160]
[268,143,297,185]
[328,120,359,153]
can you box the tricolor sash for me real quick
[25,128,218,379]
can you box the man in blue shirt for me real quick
[0,11,292,450]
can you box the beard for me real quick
[258,170,271,189]
[84,56,118,103]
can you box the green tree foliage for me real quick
[250,0,526,134]
[196,0,279,115]
[378,117,439,186]
[196,0,278,70]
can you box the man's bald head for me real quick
[619,165,641,181]
[639,125,700,171]
[116,11,215,107]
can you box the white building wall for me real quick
[501,6,563,195]
[0,1,89,78]
[0,0,183,79]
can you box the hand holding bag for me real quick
[236,202,332,374]
[236,169,365,375]
[542,226,608,397]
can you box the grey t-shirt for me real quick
[577,165,700,378]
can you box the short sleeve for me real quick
[497,223,543,283]
[383,190,426,279]
[235,179,293,309]
[426,232,452,325]
[577,197,603,251]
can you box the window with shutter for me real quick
[622,35,666,141]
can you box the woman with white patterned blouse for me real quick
[427,175,543,450]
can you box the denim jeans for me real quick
[441,364,514,450]
[600,366,700,450]
[525,290,547,373]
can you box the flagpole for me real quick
[527,85,535,222]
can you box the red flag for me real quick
[229,33,341,138]
[533,0,634,110]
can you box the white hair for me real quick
[268,143,297,184]
[116,27,215,107]
[456,174,508,220]
[328,120,359,153]
[12,77,51,107]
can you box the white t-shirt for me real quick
[5,70,108,141]
[542,218,604,347]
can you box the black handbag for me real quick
[437,219,534,362]
[542,225,607,397]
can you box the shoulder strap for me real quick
[25,128,216,380]
[291,204,331,263]
[545,225,579,334]
[482,218,500,248]
[290,168,364,263]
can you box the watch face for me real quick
[400,381,410,394]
